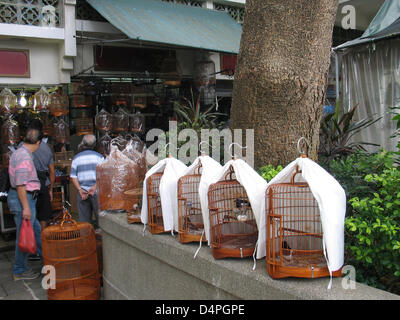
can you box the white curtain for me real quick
[339,37,400,152]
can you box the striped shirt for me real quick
[8,144,40,191]
[70,150,104,191]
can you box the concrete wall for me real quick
[99,212,400,300]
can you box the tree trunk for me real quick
[230,0,338,168]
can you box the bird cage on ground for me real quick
[141,151,187,235]
[206,145,267,260]
[41,208,100,300]
[177,152,222,244]
[261,140,345,284]
[125,186,143,224]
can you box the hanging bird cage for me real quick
[112,108,129,133]
[160,52,182,87]
[0,88,18,115]
[40,111,53,136]
[53,119,70,144]
[207,165,258,259]
[266,158,342,279]
[1,118,20,146]
[50,91,69,117]
[72,94,92,108]
[129,112,145,133]
[177,162,204,243]
[33,86,51,111]
[41,208,100,300]
[95,108,113,132]
[96,132,112,157]
[146,171,165,234]
[75,117,94,136]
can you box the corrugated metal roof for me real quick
[87,0,242,54]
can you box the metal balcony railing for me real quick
[0,0,62,27]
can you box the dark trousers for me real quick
[77,192,99,227]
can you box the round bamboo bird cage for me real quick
[265,137,343,279]
[207,166,258,259]
[41,208,100,300]
[147,171,165,234]
[177,162,205,243]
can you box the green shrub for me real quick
[345,168,400,294]
[259,164,283,182]
[325,150,396,211]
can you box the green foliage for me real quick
[259,164,283,182]
[326,150,396,205]
[319,103,382,165]
[173,88,227,132]
[345,168,400,294]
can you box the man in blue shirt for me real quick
[70,134,104,227]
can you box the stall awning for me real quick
[86,0,242,54]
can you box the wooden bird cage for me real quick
[72,94,92,108]
[266,165,342,279]
[147,171,165,234]
[207,166,258,259]
[125,186,143,224]
[1,119,20,145]
[75,118,94,136]
[50,92,69,117]
[41,209,100,300]
[177,163,204,243]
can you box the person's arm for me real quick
[88,183,96,196]
[71,177,88,200]
[16,185,31,220]
[48,163,55,202]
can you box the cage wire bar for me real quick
[177,162,204,243]
[266,164,342,279]
[207,166,258,259]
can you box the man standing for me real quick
[8,128,42,281]
[70,134,104,227]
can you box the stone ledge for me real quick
[99,213,400,300]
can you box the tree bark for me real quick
[230,0,338,168]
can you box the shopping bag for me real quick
[18,219,37,254]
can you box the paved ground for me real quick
[0,249,47,300]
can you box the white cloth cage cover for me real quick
[201,158,268,247]
[256,157,346,274]
[140,157,187,232]
[181,155,222,243]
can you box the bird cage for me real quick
[266,162,342,279]
[177,162,204,243]
[54,150,74,174]
[75,118,94,136]
[112,108,129,133]
[96,145,143,213]
[50,91,69,117]
[129,112,145,133]
[0,88,18,115]
[96,132,112,157]
[40,111,53,136]
[41,209,100,300]
[207,165,258,259]
[72,94,92,108]
[1,118,20,145]
[125,186,143,224]
[33,86,50,111]
[146,171,165,234]
[53,119,70,144]
[95,109,113,132]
